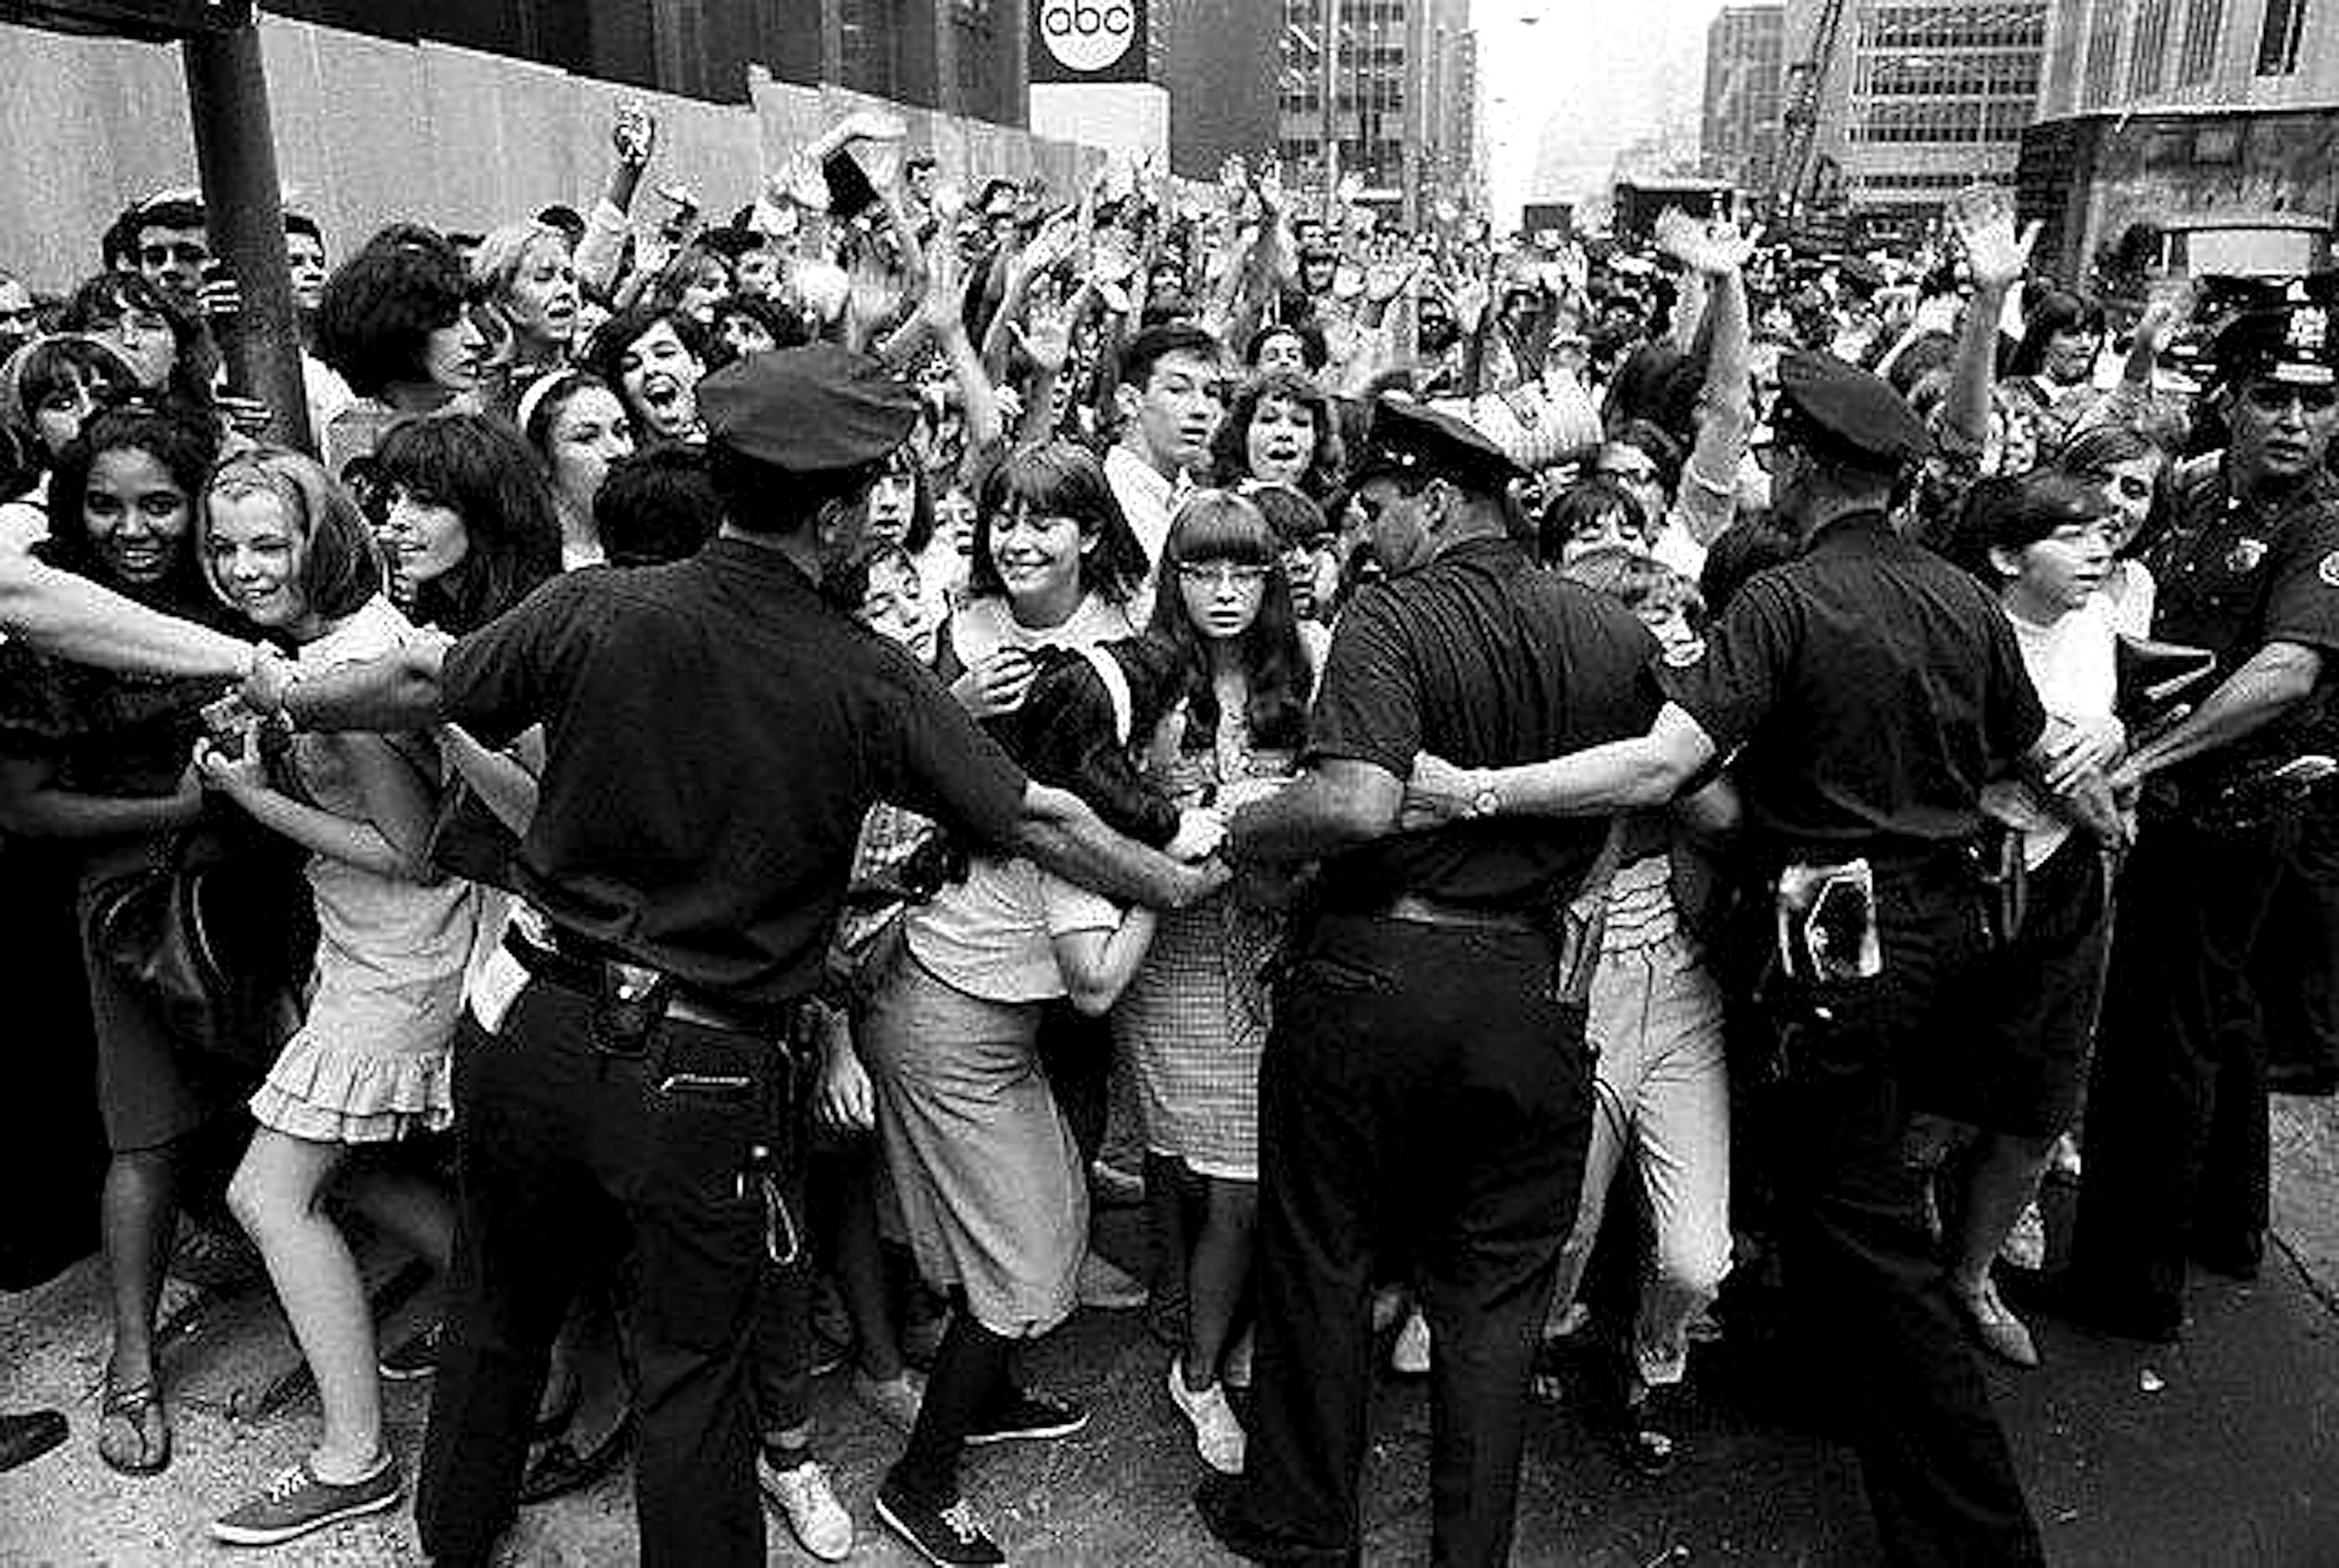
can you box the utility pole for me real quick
[181,12,312,453]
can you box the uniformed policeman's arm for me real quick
[1015,782,1229,911]
[251,640,450,734]
[2113,640,2324,789]
[1410,703,1720,822]
[0,533,257,679]
[1224,757,1402,865]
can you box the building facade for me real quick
[1274,0,1479,223]
[2038,0,2336,116]
[1703,4,1785,194]
[2021,0,2337,284]
[1785,0,2048,236]
[257,0,1029,125]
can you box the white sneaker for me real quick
[2000,1200,2048,1273]
[1167,1358,1247,1474]
[1390,1307,1431,1375]
[760,1452,854,1562]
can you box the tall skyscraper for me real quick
[1784,0,2048,237]
[1702,4,1785,193]
[1274,0,1479,222]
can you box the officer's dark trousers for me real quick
[1237,915,1590,1567]
[2078,808,2291,1322]
[416,981,774,1568]
[1770,855,2043,1568]
[2253,789,2339,1088]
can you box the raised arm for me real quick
[1654,208,1758,545]
[1942,197,2039,454]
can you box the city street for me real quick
[5,1096,2338,1565]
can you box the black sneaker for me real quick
[875,1478,1005,1567]
[210,1454,402,1546]
[377,1321,442,1382]
[963,1387,1088,1446]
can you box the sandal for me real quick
[97,1377,171,1477]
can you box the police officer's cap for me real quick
[698,343,920,473]
[2209,277,2339,390]
[1773,351,1933,470]
[1349,394,1526,495]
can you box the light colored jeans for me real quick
[1553,853,1732,1387]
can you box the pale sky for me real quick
[1475,0,1733,221]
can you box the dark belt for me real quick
[503,927,801,1039]
[1366,892,1542,935]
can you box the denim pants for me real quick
[1553,855,1731,1388]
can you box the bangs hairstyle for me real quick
[968,441,1148,605]
[43,403,220,596]
[1537,476,1649,567]
[373,411,560,634]
[314,224,469,398]
[200,445,382,623]
[0,334,139,440]
[1948,471,2116,584]
[2050,420,2172,556]
[2007,289,2107,379]
[581,306,707,401]
[992,635,1187,848]
[1210,370,1344,498]
[1147,489,1314,753]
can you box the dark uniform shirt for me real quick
[440,538,1029,1007]
[1306,536,1663,911]
[1665,512,2044,853]
[2148,459,2339,778]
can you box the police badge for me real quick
[2227,537,2269,574]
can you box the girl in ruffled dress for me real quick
[191,447,477,1547]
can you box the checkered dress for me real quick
[1111,731,1294,1181]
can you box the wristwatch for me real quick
[1468,772,1502,819]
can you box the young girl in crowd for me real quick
[1543,544,1734,1474]
[1935,472,2126,1368]
[369,411,562,632]
[470,221,583,377]
[1117,489,1324,1473]
[937,441,1158,1315]
[517,370,636,569]
[1539,477,1654,569]
[191,449,477,1545]
[583,305,709,447]
[0,334,142,537]
[1208,371,1342,499]
[58,272,210,419]
[860,632,1192,1564]
[2052,420,2168,638]
[0,406,225,1478]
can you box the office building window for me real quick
[2177,0,2223,82]
[2129,0,2171,94]
[2256,0,2309,74]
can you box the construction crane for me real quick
[1773,0,1850,233]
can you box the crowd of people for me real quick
[1,97,2336,1568]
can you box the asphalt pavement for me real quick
[4,1098,2338,1565]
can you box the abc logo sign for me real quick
[1038,0,1136,73]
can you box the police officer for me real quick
[1402,353,2064,1565]
[1198,397,1665,1566]
[2062,292,2339,1339]
[243,343,1222,1568]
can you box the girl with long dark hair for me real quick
[1119,489,1323,1473]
